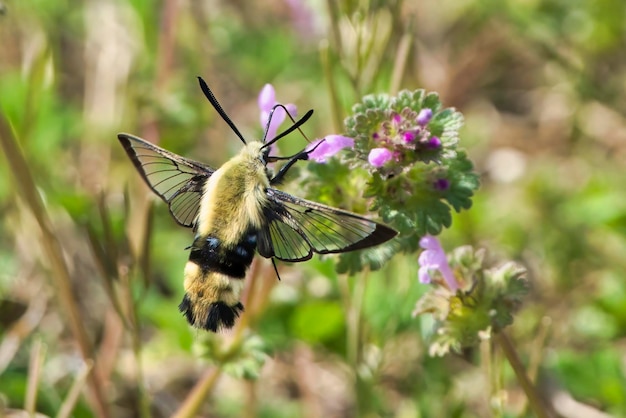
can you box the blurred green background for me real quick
[1,0,626,417]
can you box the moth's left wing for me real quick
[118,133,214,228]
[257,188,397,262]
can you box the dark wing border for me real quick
[257,188,397,262]
[118,133,215,228]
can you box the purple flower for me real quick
[417,108,433,126]
[285,0,319,39]
[258,84,297,144]
[418,235,459,291]
[433,178,450,191]
[426,136,441,149]
[368,148,394,167]
[307,135,354,163]
[403,130,417,143]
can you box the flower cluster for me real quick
[342,90,479,250]
[413,236,528,356]
[258,84,527,366]
[260,84,478,273]
[345,90,463,178]
[367,108,441,169]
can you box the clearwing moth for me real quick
[118,77,397,332]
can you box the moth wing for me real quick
[118,133,214,228]
[257,188,397,262]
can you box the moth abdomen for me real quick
[205,301,244,331]
[180,232,257,331]
[178,294,244,332]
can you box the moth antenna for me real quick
[197,77,247,145]
[271,258,282,281]
[262,107,314,150]
[276,104,313,143]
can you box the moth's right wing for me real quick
[118,133,215,228]
[257,188,397,262]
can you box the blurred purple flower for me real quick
[307,135,354,163]
[417,108,433,126]
[433,178,450,191]
[403,130,417,143]
[258,84,297,144]
[426,136,441,149]
[418,235,459,291]
[285,0,319,39]
[368,148,394,167]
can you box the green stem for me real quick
[25,339,45,414]
[320,41,344,133]
[389,32,412,95]
[494,331,554,418]
[344,270,370,417]
[171,367,222,418]
[125,273,151,418]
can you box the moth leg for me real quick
[269,140,326,185]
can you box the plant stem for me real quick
[25,338,45,414]
[57,360,94,418]
[320,41,344,134]
[124,272,151,418]
[389,32,412,96]
[171,367,222,418]
[494,331,554,418]
[0,115,110,418]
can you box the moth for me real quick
[118,77,397,332]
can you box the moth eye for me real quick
[261,149,270,165]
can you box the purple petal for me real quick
[262,107,298,143]
[285,0,318,38]
[419,235,441,251]
[439,263,458,292]
[368,148,393,167]
[403,131,417,143]
[427,136,441,149]
[417,108,433,126]
[418,266,432,284]
[265,107,286,141]
[258,84,298,135]
[433,178,450,191]
[307,135,354,163]
[285,103,297,120]
[418,249,437,267]
[417,235,459,291]
[258,84,275,114]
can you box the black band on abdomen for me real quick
[188,233,257,279]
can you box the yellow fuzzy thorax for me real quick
[196,141,270,245]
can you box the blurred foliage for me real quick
[1,0,626,417]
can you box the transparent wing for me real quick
[257,188,397,262]
[118,133,214,228]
